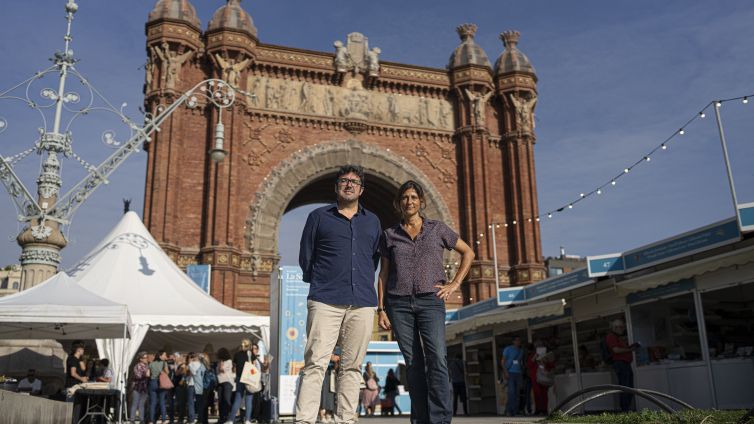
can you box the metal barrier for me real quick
[548,384,694,422]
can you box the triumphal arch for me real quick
[143,0,546,314]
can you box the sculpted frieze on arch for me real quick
[239,74,455,131]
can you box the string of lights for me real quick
[471,93,754,245]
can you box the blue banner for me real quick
[623,219,740,272]
[738,203,754,232]
[587,254,625,277]
[186,264,211,293]
[498,287,526,305]
[445,309,459,322]
[524,268,592,301]
[626,279,695,305]
[278,266,310,415]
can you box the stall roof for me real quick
[445,299,566,340]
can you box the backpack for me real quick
[203,367,218,391]
[600,336,614,365]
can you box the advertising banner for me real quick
[277,266,309,415]
[186,264,211,293]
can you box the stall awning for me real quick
[446,299,566,340]
[616,243,754,295]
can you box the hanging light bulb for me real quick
[512,220,517,225]
[679,129,685,135]
[700,111,706,118]
[547,213,552,218]
[568,204,573,209]
[645,156,651,162]
[744,97,749,104]
[535,217,540,222]
[661,144,667,150]
[611,180,616,186]
[580,193,585,198]
[597,189,602,195]
[624,168,630,174]
[715,101,722,108]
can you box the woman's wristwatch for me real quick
[377,307,385,313]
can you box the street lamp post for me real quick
[0,0,236,289]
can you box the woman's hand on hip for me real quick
[378,311,392,331]
[435,281,461,301]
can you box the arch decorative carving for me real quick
[245,139,455,263]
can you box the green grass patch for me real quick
[547,409,751,424]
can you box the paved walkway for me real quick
[274,416,544,424]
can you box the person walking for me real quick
[225,339,255,424]
[501,336,525,416]
[449,355,467,416]
[361,362,380,416]
[377,180,474,424]
[216,348,235,424]
[130,352,150,423]
[383,368,402,416]
[295,165,382,424]
[606,319,639,412]
[175,354,190,424]
[149,350,170,424]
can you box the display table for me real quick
[74,388,120,424]
[711,357,754,409]
[635,361,712,410]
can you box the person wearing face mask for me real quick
[377,180,474,424]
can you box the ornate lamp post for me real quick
[0,0,236,289]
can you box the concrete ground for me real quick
[273,416,544,424]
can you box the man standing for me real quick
[501,336,524,416]
[296,165,382,424]
[17,369,42,395]
[606,319,639,412]
[449,355,467,416]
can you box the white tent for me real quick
[67,211,269,380]
[0,271,131,340]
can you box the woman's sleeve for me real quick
[439,222,459,250]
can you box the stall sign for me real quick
[528,307,572,326]
[498,287,526,305]
[587,253,625,278]
[524,268,592,301]
[445,309,459,322]
[738,202,754,233]
[186,264,211,293]
[626,279,695,305]
[623,218,739,273]
[457,297,498,320]
[463,329,493,343]
[277,266,309,415]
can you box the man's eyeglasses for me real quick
[337,178,362,187]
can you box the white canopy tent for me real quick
[67,211,270,382]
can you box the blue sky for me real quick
[0,1,752,269]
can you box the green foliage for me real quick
[547,409,750,424]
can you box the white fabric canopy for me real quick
[0,272,130,340]
[67,211,269,381]
[445,299,566,340]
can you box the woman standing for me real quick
[361,362,380,415]
[174,354,190,424]
[378,180,474,424]
[383,368,402,416]
[225,339,254,424]
[188,353,207,424]
[129,352,150,424]
[216,348,235,424]
[149,350,169,424]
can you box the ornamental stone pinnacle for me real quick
[456,23,478,41]
[500,30,521,48]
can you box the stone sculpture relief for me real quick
[215,53,251,88]
[509,92,537,130]
[465,89,493,127]
[244,74,454,131]
[333,32,381,76]
[151,42,193,90]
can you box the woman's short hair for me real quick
[217,347,231,361]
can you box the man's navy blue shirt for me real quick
[299,203,381,307]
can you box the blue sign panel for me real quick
[278,266,310,415]
[524,268,592,301]
[623,219,740,272]
[445,309,459,322]
[498,287,526,305]
[587,254,625,277]
[186,264,211,293]
[626,279,695,305]
[457,297,498,320]
[463,329,493,343]
[528,307,571,326]
[738,204,754,233]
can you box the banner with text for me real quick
[278,266,310,415]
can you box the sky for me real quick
[0,1,752,270]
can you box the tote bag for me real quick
[159,372,174,390]
[240,360,262,393]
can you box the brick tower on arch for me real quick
[142,0,546,315]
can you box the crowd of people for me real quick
[127,339,270,424]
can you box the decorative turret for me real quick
[495,30,537,92]
[449,24,491,69]
[206,0,258,57]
